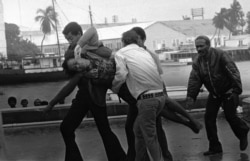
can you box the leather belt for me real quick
[137,89,164,100]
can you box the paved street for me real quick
[2,111,250,161]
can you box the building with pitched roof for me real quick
[21,19,248,56]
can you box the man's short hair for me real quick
[195,35,211,46]
[62,22,83,36]
[122,30,139,46]
[131,27,146,41]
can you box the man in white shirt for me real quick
[112,30,166,161]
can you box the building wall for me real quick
[224,35,250,47]
[102,39,122,51]
[21,29,68,56]
[144,23,187,51]
[0,0,7,59]
[101,22,189,52]
[42,44,69,56]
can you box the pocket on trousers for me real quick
[137,99,160,112]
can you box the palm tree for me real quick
[212,8,229,46]
[35,6,58,54]
[211,8,230,46]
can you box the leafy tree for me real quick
[5,23,41,61]
[225,0,245,36]
[35,6,58,54]
[212,8,228,42]
[245,12,250,34]
[213,0,245,39]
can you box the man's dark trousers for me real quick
[205,94,249,151]
[60,82,126,161]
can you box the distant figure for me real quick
[34,99,42,106]
[20,99,28,107]
[41,101,49,105]
[8,96,17,108]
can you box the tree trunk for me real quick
[210,28,218,41]
[217,29,221,46]
[41,34,46,54]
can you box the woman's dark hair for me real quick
[131,27,146,41]
[62,22,83,36]
[62,49,77,77]
[62,59,77,77]
[122,30,139,46]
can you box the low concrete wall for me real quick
[1,93,249,127]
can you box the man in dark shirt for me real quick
[186,35,249,155]
[45,22,126,161]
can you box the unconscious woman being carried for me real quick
[50,48,203,135]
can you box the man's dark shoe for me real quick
[203,150,222,156]
[240,128,249,151]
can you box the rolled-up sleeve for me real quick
[77,27,98,47]
[111,52,128,93]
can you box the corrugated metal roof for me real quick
[161,19,230,36]
[96,21,155,40]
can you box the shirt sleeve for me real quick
[49,73,81,106]
[77,26,99,48]
[146,49,163,75]
[221,52,242,94]
[111,52,128,94]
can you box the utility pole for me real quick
[52,0,62,63]
[89,5,93,26]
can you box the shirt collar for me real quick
[120,44,140,52]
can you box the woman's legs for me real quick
[160,97,202,133]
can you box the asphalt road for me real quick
[2,111,250,161]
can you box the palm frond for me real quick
[34,5,59,34]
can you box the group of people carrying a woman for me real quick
[43,21,248,161]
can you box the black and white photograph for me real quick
[0,0,250,160]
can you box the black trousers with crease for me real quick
[60,89,126,161]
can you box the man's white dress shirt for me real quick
[112,44,164,99]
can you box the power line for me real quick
[54,0,69,25]
[61,0,89,13]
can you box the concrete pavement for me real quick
[2,110,250,161]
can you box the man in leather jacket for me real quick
[186,35,249,156]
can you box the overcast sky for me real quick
[2,0,250,30]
